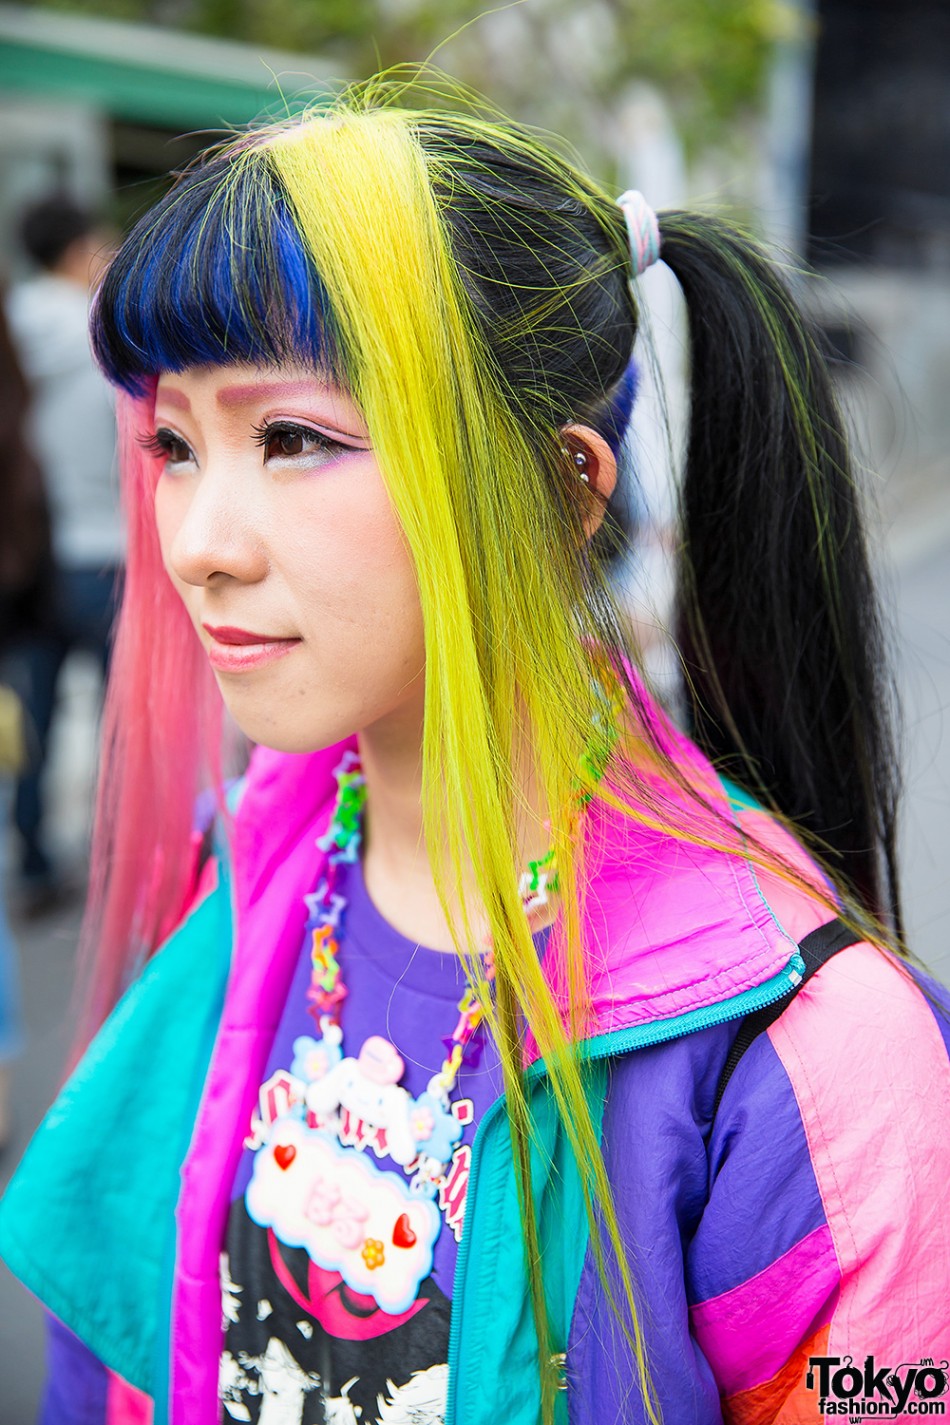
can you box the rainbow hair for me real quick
[89,98,662,1421]
[86,79,901,1424]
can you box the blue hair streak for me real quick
[601,357,639,456]
[91,149,340,396]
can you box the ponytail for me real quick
[657,212,901,928]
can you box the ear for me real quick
[559,423,619,540]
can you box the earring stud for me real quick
[560,444,591,484]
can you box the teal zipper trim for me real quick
[444,948,806,1423]
[445,1090,509,1424]
[576,950,806,1062]
[718,774,762,814]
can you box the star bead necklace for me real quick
[305,749,490,1159]
[305,676,622,1132]
[246,687,621,1312]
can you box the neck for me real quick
[357,690,552,953]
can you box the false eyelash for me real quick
[137,430,172,458]
[250,419,337,451]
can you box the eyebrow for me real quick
[155,379,369,440]
[215,380,336,408]
[155,387,191,412]
[216,379,370,440]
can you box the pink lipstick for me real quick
[203,624,301,671]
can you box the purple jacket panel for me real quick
[568,1017,832,1423]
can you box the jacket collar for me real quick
[228,696,812,1048]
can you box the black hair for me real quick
[91,155,337,395]
[658,212,901,927]
[19,193,96,271]
[416,119,901,926]
[417,119,642,554]
[417,119,900,923]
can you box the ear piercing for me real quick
[561,446,590,484]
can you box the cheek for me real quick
[241,469,426,752]
[285,473,424,659]
[153,477,184,579]
[152,477,204,627]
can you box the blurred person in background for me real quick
[1,87,949,1425]
[4,195,120,911]
[0,291,49,1151]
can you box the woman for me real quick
[1,87,948,1425]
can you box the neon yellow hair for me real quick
[263,105,661,1423]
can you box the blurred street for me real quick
[0,467,948,1422]
[891,479,950,985]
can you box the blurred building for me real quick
[0,3,336,275]
[807,0,950,505]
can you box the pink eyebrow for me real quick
[215,380,330,407]
[156,387,191,412]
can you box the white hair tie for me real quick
[616,190,661,277]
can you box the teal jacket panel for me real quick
[447,1059,609,1425]
[0,869,233,1395]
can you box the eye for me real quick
[251,420,356,465]
[138,427,194,466]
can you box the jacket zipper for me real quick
[444,948,806,1423]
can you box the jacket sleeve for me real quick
[41,1317,153,1425]
[687,943,950,1425]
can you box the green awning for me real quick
[0,5,335,130]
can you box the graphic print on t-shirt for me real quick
[218,1229,453,1423]
[220,859,514,1425]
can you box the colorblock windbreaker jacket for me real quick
[2,713,950,1425]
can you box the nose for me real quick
[163,459,267,589]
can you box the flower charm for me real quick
[361,1238,385,1271]
[409,1105,435,1141]
[409,1089,463,1165]
[291,1027,343,1084]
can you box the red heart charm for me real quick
[274,1143,297,1170]
[392,1212,417,1249]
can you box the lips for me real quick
[202,623,302,672]
[204,624,297,646]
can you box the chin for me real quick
[226,708,355,757]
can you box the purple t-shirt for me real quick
[219,856,534,1425]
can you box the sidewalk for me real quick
[0,893,81,1422]
[0,654,95,1423]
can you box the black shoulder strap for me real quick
[712,918,862,1117]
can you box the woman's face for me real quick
[151,362,426,753]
